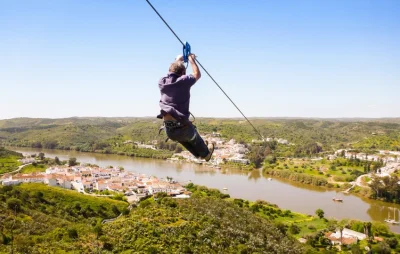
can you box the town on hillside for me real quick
[0,162,188,203]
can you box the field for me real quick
[0,147,22,174]
[268,157,365,182]
[20,164,47,174]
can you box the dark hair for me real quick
[169,61,186,76]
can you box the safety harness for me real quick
[158,112,196,143]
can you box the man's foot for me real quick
[204,142,214,162]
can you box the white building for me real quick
[331,228,366,241]
[2,180,21,186]
[95,181,107,191]
[12,174,45,184]
[58,177,72,189]
[173,194,190,199]
[228,158,250,165]
[44,176,57,187]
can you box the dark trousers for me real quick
[165,121,209,158]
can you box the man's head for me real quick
[169,61,186,76]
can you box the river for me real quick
[10,147,400,233]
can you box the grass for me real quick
[0,156,21,174]
[241,199,330,239]
[16,183,128,215]
[20,164,47,173]
[294,218,329,237]
[269,158,364,183]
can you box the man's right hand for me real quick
[188,53,201,81]
[189,54,196,63]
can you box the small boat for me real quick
[384,208,400,225]
[223,187,228,190]
[332,198,343,202]
[267,178,272,181]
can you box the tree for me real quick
[350,244,363,254]
[385,237,398,249]
[289,224,301,234]
[374,242,391,254]
[54,156,60,165]
[276,222,288,235]
[7,198,22,212]
[315,208,324,219]
[369,174,383,198]
[68,157,78,166]
[35,191,44,201]
[265,155,277,164]
[38,152,45,160]
[68,229,78,239]
[175,145,183,153]
[121,208,130,216]
[111,205,120,215]
[93,221,103,239]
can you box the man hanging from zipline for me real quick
[157,53,214,161]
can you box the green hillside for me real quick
[0,183,128,253]
[1,183,400,253]
[0,183,303,253]
[102,196,303,253]
[1,117,400,159]
[0,147,22,174]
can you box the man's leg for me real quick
[189,127,211,159]
[178,140,201,158]
[165,123,212,159]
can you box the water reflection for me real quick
[9,146,400,233]
[248,169,261,182]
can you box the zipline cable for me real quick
[145,0,264,141]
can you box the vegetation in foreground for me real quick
[189,184,400,253]
[102,186,304,254]
[1,182,400,253]
[0,183,128,253]
[0,183,303,253]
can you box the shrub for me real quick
[7,198,22,212]
[68,229,78,239]
[307,225,316,231]
[289,224,301,234]
[385,237,398,249]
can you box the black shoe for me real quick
[204,142,214,162]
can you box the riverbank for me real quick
[176,184,400,252]
[7,144,174,160]
[8,146,400,234]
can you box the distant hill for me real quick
[0,117,399,157]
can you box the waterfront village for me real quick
[166,132,291,166]
[1,135,399,203]
[0,134,288,202]
[1,133,400,199]
[0,164,188,203]
[2,141,400,248]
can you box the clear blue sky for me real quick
[1,0,399,119]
